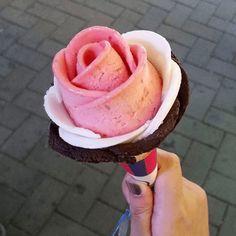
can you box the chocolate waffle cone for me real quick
[48,53,189,163]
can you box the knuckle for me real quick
[198,188,207,203]
[169,153,181,166]
[131,205,152,218]
[193,184,207,204]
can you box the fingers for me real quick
[122,174,153,236]
[155,148,183,196]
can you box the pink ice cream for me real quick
[53,26,162,137]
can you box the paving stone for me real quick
[183,20,222,43]
[175,116,224,147]
[11,0,34,10]
[205,108,236,134]
[0,6,38,28]
[169,41,189,62]
[0,125,12,146]
[208,16,229,31]
[0,0,10,8]
[27,3,68,25]
[160,132,191,158]
[183,63,222,89]
[27,136,84,184]
[175,0,200,7]
[210,225,218,236]
[28,65,53,94]
[100,167,126,211]
[39,0,94,20]
[112,18,135,33]
[215,0,236,20]
[6,225,30,236]
[57,0,96,21]
[182,142,215,185]
[87,162,117,175]
[234,55,236,65]
[111,0,149,14]
[208,195,227,226]
[0,184,25,225]
[207,57,236,79]
[53,16,85,44]
[138,7,167,31]
[165,4,192,27]
[218,206,236,236]
[213,34,236,62]
[19,20,56,48]
[0,103,29,129]
[38,39,63,57]
[86,11,114,27]
[214,78,236,114]
[13,177,68,235]
[144,0,175,11]
[1,115,47,160]
[38,213,97,236]
[205,171,236,205]
[0,99,6,109]
[186,84,215,120]
[58,166,107,222]
[6,44,49,71]
[0,56,15,76]
[85,0,123,17]
[205,0,222,5]
[0,65,35,101]
[187,38,215,67]
[212,134,236,180]
[83,201,121,235]
[0,20,25,53]
[120,9,142,24]
[0,18,26,37]
[158,24,196,47]
[225,22,236,37]
[0,154,44,196]
[190,2,216,24]
[13,89,48,119]
[0,34,14,53]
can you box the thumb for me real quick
[122,174,153,236]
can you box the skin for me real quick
[122,149,209,236]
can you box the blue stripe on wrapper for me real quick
[128,159,147,177]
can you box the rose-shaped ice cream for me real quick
[52,26,162,137]
[45,27,182,149]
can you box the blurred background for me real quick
[0,0,236,235]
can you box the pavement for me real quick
[0,0,236,235]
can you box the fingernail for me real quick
[126,181,142,196]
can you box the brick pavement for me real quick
[0,0,236,235]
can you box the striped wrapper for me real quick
[120,149,157,185]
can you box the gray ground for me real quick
[0,0,236,235]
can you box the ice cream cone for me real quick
[44,27,189,181]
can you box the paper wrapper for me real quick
[120,149,157,185]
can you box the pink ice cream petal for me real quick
[68,45,162,137]
[65,26,136,80]
[52,49,107,106]
[76,41,104,74]
[72,41,130,91]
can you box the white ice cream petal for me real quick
[122,30,172,94]
[43,30,182,149]
[59,122,149,149]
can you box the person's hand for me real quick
[122,149,209,236]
